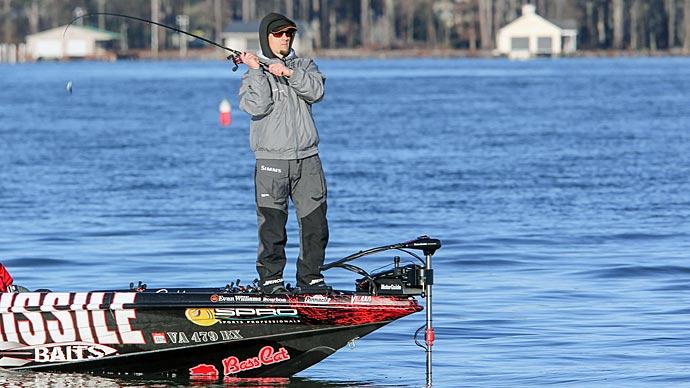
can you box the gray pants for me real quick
[255,154,329,289]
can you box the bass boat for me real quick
[0,237,440,384]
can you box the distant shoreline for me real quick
[317,47,690,59]
[18,47,690,63]
[129,47,690,60]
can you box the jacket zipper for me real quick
[286,59,299,161]
[273,57,300,161]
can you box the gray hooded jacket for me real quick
[239,49,325,160]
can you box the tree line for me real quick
[2,0,690,53]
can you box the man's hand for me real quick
[268,63,294,78]
[240,52,260,70]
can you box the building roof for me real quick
[27,25,119,41]
[552,19,578,30]
[499,5,577,34]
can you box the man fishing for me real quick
[238,13,329,294]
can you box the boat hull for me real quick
[0,289,421,380]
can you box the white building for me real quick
[221,21,314,57]
[496,5,577,59]
[26,25,119,60]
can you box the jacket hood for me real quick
[259,13,297,59]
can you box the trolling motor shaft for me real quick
[424,245,436,387]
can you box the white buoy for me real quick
[66,81,73,95]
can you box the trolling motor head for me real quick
[398,236,442,257]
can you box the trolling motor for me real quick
[322,236,440,387]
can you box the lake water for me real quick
[1,57,690,387]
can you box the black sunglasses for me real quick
[271,30,295,38]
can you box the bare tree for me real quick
[151,0,159,56]
[47,0,59,28]
[450,0,477,51]
[597,1,607,46]
[242,0,254,22]
[98,0,106,30]
[285,0,294,19]
[159,0,170,50]
[214,0,222,42]
[2,0,13,43]
[584,0,595,47]
[344,2,355,47]
[299,0,310,21]
[328,0,336,48]
[494,0,505,31]
[361,0,369,48]
[319,0,328,48]
[426,0,437,46]
[554,0,565,20]
[684,0,690,52]
[384,0,395,48]
[666,0,676,47]
[468,2,478,51]
[612,0,624,49]
[478,0,492,50]
[507,0,518,21]
[311,0,320,48]
[630,0,641,49]
[29,0,39,34]
[403,1,415,44]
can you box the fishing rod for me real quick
[63,12,267,71]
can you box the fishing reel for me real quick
[227,53,243,72]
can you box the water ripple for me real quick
[5,257,75,267]
[577,265,690,279]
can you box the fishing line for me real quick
[61,12,287,96]
[64,12,241,56]
[62,12,270,76]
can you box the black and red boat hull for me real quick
[0,290,421,380]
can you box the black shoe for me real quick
[266,285,289,294]
[295,278,332,294]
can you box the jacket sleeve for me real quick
[287,59,325,104]
[239,68,274,117]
